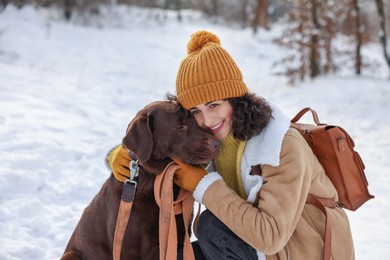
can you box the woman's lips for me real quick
[210,121,224,134]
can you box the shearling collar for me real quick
[240,100,291,204]
[243,100,291,167]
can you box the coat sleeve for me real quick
[201,129,319,255]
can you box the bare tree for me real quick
[374,0,390,77]
[252,0,269,34]
[175,0,181,21]
[64,0,73,20]
[319,0,350,74]
[273,0,313,83]
[273,0,321,83]
[242,0,249,28]
[309,0,319,78]
[211,0,218,18]
[274,0,351,83]
[352,0,363,75]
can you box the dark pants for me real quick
[192,210,258,260]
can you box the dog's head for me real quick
[122,100,220,174]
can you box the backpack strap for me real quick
[306,194,335,260]
[251,164,334,260]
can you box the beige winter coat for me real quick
[193,103,354,260]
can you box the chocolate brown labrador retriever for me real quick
[61,100,219,260]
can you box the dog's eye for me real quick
[176,125,188,131]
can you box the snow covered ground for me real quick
[0,4,389,260]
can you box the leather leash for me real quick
[113,157,139,260]
[113,161,195,260]
[154,162,195,260]
[113,178,137,260]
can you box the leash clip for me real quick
[129,159,139,181]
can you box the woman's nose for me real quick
[202,112,214,128]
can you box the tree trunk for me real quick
[176,0,181,22]
[310,0,320,78]
[252,0,261,34]
[259,0,269,29]
[252,0,269,34]
[242,0,248,28]
[212,0,218,17]
[374,0,390,77]
[64,0,72,21]
[352,0,362,75]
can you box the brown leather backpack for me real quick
[291,107,375,260]
[291,107,374,211]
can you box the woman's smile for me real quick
[210,121,224,133]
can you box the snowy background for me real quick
[0,4,389,260]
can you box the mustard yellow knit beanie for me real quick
[176,30,249,110]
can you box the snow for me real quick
[0,4,389,260]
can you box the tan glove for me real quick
[106,144,131,182]
[173,159,207,193]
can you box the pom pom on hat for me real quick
[187,30,221,54]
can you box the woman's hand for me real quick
[173,159,207,192]
[106,144,131,182]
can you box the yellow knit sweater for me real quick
[214,133,247,199]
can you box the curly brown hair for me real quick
[166,92,273,141]
[228,93,273,141]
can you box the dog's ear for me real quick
[122,113,154,162]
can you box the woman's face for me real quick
[189,100,233,140]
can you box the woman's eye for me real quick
[209,101,221,109]
[191,110,199,115]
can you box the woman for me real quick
[108,31,354,259]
